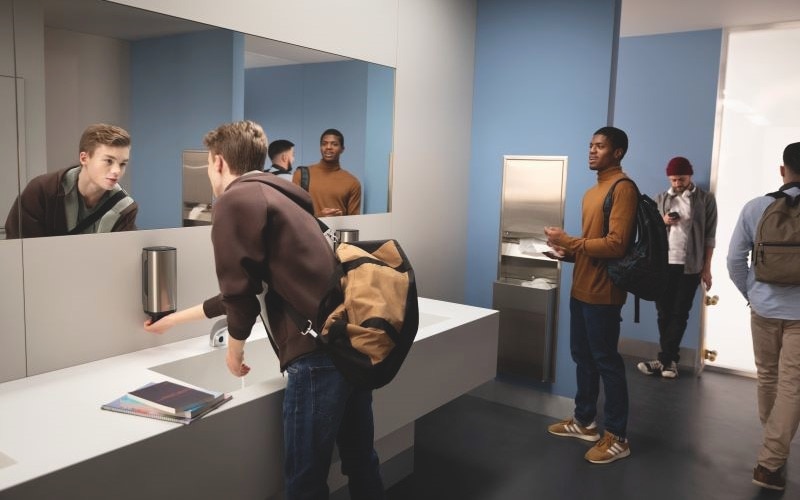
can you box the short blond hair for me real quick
[203,120,268,175]
[79,123,131,156]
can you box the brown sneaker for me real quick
[547,418,600,442]
[752,464,785,491]
[584,431,630,464]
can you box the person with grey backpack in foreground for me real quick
[727,141,800,492]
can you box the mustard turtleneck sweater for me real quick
[292,161,361,216]
[552,166,638,305]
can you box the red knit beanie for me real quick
[666,156,693,176]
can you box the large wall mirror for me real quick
[2,0,395,239]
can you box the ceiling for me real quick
[40,0,800,62]
[40,0,347,68]
[621,0,800,37]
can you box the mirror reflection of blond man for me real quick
[292,128,361,217]
[4,123,137,238]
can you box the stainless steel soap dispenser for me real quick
[142,246,177,322]
[334,229,359,250]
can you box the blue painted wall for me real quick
[245,64,305,164]
[467,0,621,397]
[130,29,244,229]
[245,60,392,214]
[613,30,722,351]
[364,64,394,214]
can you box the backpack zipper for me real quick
[756,241,800,265]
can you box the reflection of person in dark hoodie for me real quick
[144,120,385,499]
[4,123,137,239]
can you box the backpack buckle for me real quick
[300,320,318,338]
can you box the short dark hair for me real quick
[320,128,344,147]
[594,126,628,159]
[79,123,131,156]
[203,120,267,175]
[268,139,294,161]
[784,142,800,175]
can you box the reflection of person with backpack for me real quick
[637,157,717,379]
[543,126,637,464]
[144,121,385,499]
[727,142,800,492]
[292,128,362,217]
[4,123,137,238]
[265,138,295,181]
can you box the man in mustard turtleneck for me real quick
[544,126,637,465]
[293,128,362,217]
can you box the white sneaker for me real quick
[637,359,663,375]
[661,361,678,379]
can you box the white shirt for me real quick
[666,185,694,264]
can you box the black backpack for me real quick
[297,166,310,191]
[602,177,669,320]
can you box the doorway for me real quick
[704,23,800,374]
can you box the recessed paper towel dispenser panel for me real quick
[494,155,567,383]
[142,246,177,322]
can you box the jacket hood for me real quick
[234,171,314,215]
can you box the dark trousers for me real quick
[570,297,629,438]
[655,264,701,365]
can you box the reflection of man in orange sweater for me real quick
[293,128,361,217]
[544,126,637,465]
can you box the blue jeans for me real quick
[283,351,385,500]
[570,297,629,438]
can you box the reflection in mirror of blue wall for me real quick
[245,61,393,214]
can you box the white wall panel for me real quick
[391,0,476,302]
[24,227,219,374]
[0,240,25,382]
[109,0,398,67]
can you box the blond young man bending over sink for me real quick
[144,120,385,500]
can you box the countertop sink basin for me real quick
[418,312,448,328]
[149,338,280,394]
[150,312,450,393]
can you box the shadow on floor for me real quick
[386,358,797,500]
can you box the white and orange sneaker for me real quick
[547,418,601,442]
[584,431,630,464]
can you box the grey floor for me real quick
[385,358,799,500]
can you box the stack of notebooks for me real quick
[102,380,232,425]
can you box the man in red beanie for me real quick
[637,156,717,378]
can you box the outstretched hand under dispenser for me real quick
[142,246,177,322]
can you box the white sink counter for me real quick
[0,298,498,497]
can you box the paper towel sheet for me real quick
[519,237,553,255]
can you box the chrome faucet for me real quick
[209,318,228,347]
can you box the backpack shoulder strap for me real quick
[765,190,785,200]
[602,177,638,236]
[298,166,310,192]
[767,182,800,207]
[68,189,127,235]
